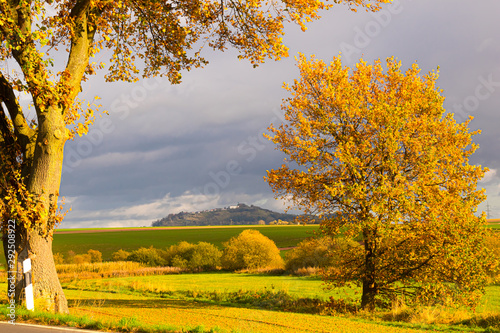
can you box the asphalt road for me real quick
[0,322,110,333]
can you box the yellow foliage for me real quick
[222,229,284,270]
[266,54,491,310]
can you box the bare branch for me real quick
[61,0,100,108]
[0,102,16,150]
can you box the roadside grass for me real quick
[51,225,319,260]
[0,286,436,333]
[60,273,500,322]
[0,306,220,333]
[65,295,437,333]
[61,272,500,311]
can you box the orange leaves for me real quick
[266,54,490,308]
[0,0,392,89]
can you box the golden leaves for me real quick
[265,54,490,307]
[1,170,65,237]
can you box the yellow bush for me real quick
[165,241,222,271]
[112,249,131,261]
[73,254,91,264]
[285,237,360,272]
[485,233,500,282]
[285,237,331,272]
[87,249,103,263]
[53,253,65,265]
[222,229,284,270]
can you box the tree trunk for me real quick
[361,228,378,311]
[361,277,377,311]
[10,107,70,313]
[21,226,69,313]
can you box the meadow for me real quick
[1,223,500,332]
[2,272,500,332]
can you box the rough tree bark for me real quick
[24,227,69,313]
[19,105,69,312]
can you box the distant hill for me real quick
[152,203,308,227]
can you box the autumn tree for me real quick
[266,54,492,310]
[0,0,392,313]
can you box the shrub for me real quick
[188,242,222,270]
[222,229,284,270]
[127,246,167,266]
[171,255,189,269]
[485,234,500,282]
[112,249,131,261]
[87,249,103,263]
[66,250,76,264]
[166,241,222,271]
[165,241,195,267]
[269,219,289,225]
[53,253,64,265]
[285,237,331,272]
[73,254,91,264]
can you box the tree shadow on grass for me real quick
[68,298,219,310]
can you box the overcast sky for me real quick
[58,0,500,228]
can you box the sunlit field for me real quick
[1,224,500,332]
[2,272,500,332]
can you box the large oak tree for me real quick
[266,55,492,310]
[0,0,391,314]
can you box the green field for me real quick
[52,225,320,260]
[50,222,500,261]
[64,272,346,301]
[61,272,500,313]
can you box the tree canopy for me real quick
[266,54,492,310]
